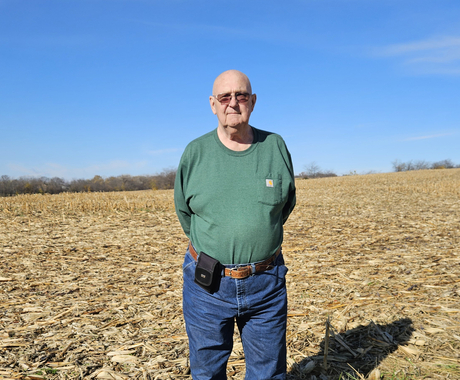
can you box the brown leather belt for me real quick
[188,242,281,279]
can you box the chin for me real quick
[226,119,246,127]
[227,123,243,129]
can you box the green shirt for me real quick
[174,127,296,264]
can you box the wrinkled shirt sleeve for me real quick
[282,147,296,225]
[174,149,192,238]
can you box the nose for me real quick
[228,94,239,107]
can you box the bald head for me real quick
[209,70,257,133]
[212,70,252,96]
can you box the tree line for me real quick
[2,158,459,196]
[297,158,460,180]
[0,169,177,197]
[391,159,460,172]
[297,162,338,179]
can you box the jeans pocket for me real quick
[183,250,196,271]
[274,253,288,280]
[278,262,288,279]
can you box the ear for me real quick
[250,93,257,111]
[209,96,217,115]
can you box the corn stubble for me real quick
[0,170,459,380]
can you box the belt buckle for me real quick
[228,264,256,279]
[228,264,243,278]
[227,265,239,278]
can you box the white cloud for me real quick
[6,163,44,177]
[403,132,456,141]
[381,37,460,57]
[375,36,460,75]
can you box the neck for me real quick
[217,124,253,151]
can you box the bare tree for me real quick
[405,160,415,171]
[305,162,320,177]
[413,160,429,170]
[432,159,455,169]
[0,175,12,196]
[48,177,67,194]
[392,159,458,172]
[392,159,406,172]
[0,169,178,197]
[152,168,177,189]
[297,162,336,179]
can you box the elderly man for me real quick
[174,70,296,379]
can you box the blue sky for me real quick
[1,0,459,179]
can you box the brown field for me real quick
[1,169,459,380]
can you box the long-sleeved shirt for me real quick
[174,127,296,264]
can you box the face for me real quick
[209,70,257,130]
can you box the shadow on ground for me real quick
[287,317,414,380]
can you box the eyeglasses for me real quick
[212,92,251,105]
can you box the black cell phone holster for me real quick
[194,251,222,293]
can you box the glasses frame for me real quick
[212,92,252,105]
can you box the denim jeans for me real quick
[182,248,288,380]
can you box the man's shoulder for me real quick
[181,130,216,157]
[254,127,286,146]
[186,130,215,148]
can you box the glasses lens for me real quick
[236,93,250,102]
[215,92,251,104]
[217,93,232,104]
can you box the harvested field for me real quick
[1,169,459,380]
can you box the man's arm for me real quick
[282,181,296,224]
[281,141,296,224]
[174,152,192,237]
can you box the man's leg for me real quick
[237,255,288,380]
[182,249,237,380]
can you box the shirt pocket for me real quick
[257,175,282,205]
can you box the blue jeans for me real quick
[182,248,288,380]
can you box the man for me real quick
[174,70,296,379]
